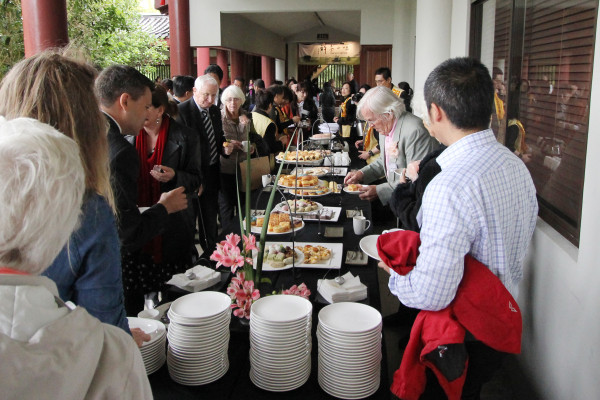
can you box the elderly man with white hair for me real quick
[178,75,232,256]
[344,86,438,205]
[0,117,152,399]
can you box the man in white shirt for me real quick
[379,57,538,399]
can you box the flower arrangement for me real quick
[210,126,311,320]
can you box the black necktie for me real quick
[201,110,218,165]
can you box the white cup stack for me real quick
[128,317,167,375]
[249,295,312,392]
[317,302,382,399]
[166,291,232,385]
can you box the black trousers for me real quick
[218,172,243,237]
[419,341,506,400]
[197,164,220,258]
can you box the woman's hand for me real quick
[150,165,175,182]
[292,116,301,124]
[377,261,391,275]
[355,139,364,149]
[406,160,420,181]
[131,327,151,348]
[333,116,339,123]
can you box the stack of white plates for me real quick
[317,302,382,399]
[166,291,232,385]
[249,295,312,392]
[128,317,167,375]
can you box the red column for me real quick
[261,56,274,87]
[216,49,229,88]
[196,47,210,77]
[230,50,244,83]
[168,0,191,76]
[22,0,68,57]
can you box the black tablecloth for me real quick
[149,172,392,400]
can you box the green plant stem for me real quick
[255,128,299,286]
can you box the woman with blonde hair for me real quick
[0,50,144,342]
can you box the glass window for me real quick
[470,0,598,246]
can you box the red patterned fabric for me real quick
[376,230,522,400]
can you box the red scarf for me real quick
[136,115,169,262]
[0,267,29,275]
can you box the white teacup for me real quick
[137,309,160,320]
[262,174,272,187]
[353,216,371,235]
[241,140,250,153]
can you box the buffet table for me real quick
[148,166,391,399]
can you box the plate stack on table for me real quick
[128,317,167,375]
[166,291,232,385]
[249,295,312,392]
[317,302,383,399]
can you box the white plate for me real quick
[252,245,305,271]
[288,167,329,177]
[251,294,312,323]
[318,303,382,334]
[169,291,231,319]
[276,156,324,165]
[286,188,332,197]
[359,234,381,261]
[299,206,341,223]
[343,185,368,194]
[127,317,166,347]
[273,200,323,214]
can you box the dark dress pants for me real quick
[198,164,220,258]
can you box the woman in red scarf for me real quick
[133,86,202,292]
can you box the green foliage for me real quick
[67,0,168,71]
[0,0,168,78]
[0,0,24,77]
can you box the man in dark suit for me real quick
[204,64,224,108]
[95,65,188,313]
[177,74,233,257]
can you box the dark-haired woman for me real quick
[129,86,201,311]
[398,81,414,113]
[334,81,358,158]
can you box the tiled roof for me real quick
[140,14,169,39]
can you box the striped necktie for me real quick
[201,109,219,165]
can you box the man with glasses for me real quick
[178,75,232,258]
[344,86,437,206]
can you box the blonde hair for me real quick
[0,49,114,210]
[0,117,85,274]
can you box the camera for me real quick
[351,92,364,104]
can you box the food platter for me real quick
[252,244,304,271]
[287,187,332,197]
[288,167,329,177]
[277,175,323,189]
[275,150,325,165]
[248,211,305,235]
[273,199,323,214]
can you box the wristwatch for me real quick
[368,150,374,157]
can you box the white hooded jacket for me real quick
[0,274,152,400]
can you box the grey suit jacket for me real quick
[360,112,438,205]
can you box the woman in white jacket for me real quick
[0,118,152,400]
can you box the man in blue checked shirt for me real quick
[379,57,538,399]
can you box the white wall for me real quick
[516,12,600,398]
[190,0,397,47]
[392,0,417,88]
[275,58,286,82]
[414,0,452,93]
[450,0,470,57]
[219,14,286,60]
